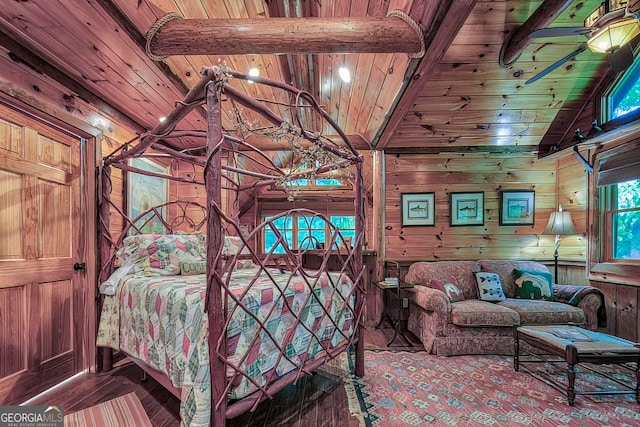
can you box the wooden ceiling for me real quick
[0,0,620,155]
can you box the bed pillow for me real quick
[222,236,258,270]
[429,276,465,302]
[223,236,250,256]
[513,269,554,301]
[118,233,206,276]
[180,261,206,275]
[473,272,506,302]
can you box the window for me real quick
[601,179,640,261]
[282,161,349,189]
[263,213,355,253]
[263,216,293,254]
[590,140,640,283]
[605,57,640,120]
[285,177,345,188]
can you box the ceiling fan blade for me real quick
[608,43,635,73]
[528,27,591,38]
[525,43,588,85]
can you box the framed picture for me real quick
[128,158,169,234]
[450,192,484,226]
[500,190,535,225]
[401,192,435,226]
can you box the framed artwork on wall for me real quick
[401,192,435,226]
[127,157,169,234]
[500,190,535,225]
[450,192,484,226]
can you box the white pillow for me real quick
[99,262,135,295]
[474,272,506,302]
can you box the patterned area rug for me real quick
[64,392,152,427]
[345,350,640,426]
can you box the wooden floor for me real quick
[28,327,422,426]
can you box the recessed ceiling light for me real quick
[339,67,351,83]
[248,67,260,84]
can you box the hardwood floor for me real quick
[27,327,422,426]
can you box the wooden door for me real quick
[0,104,91,404]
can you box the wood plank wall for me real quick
[556,154,588,261]
[593,280,640,341]
[384,152,560,261]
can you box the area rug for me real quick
[64,392,152,426]
[345,350,640,426]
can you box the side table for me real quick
[374,281,414,346]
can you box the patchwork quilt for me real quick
[97,266,355,426]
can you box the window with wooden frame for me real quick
[590,140,640,283]
[259,197,357,254]
[604,57,640,120]
[281,161,351,191]
[263,213,356,254]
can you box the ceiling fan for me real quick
[525,0,640,84]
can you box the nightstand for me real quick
[374,280,414,346]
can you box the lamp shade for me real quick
[543,210,577,236]
[587,19,640,53]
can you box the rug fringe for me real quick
[343,374,366,426]
[336,351,366,426]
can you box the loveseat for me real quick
[404,260,606,356]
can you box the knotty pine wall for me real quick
[384,152,563,261]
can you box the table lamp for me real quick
[543,205,577,281]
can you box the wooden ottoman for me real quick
[514,324,640,405]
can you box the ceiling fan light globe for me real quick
[587,19,640,53]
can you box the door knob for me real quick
[73,262,86,271]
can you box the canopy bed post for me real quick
[99,165,113,371]
[354,159,365,377]
[204,75,227,426]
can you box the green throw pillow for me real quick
[513,269,554,301]
[180,261,206,275]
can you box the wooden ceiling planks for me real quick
[0,44,141,146]
[264,0,316,131]
[0,0,617,157]
[1,0,203,133]
[389,0,610,151]
[374,0,479,148]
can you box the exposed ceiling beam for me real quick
[243,133,371,151]
[499,0,573,67]
[146,17,422,56]
[373,0,478,149]
[537,61,612,157]
[385,145,540,155]
[0,28,146,134]
[163,132,371,151]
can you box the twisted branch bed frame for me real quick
[98,66,365,425]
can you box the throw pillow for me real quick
[117,233,206,276]
[429,276,465,302]
[473,272,506,302]
[513,269,554,301]
[180,261,206,275]
[223,236,250,256]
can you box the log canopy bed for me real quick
[96,65,366,426]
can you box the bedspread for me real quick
[97,266,355,426]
